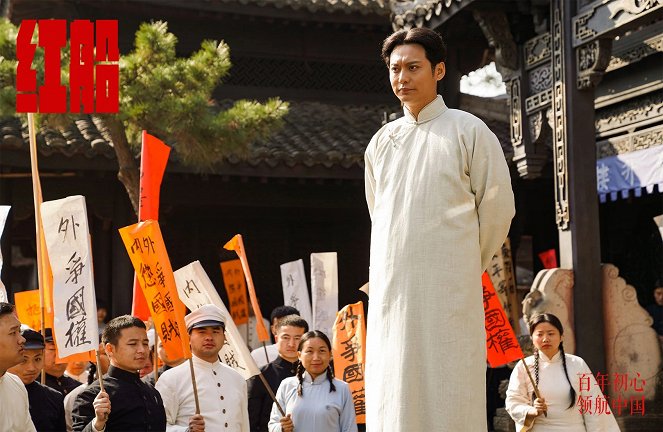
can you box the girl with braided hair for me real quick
[506,313,620,431]
[268,330,357,432]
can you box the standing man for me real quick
[72,315,166,432]
[43,328,82,396]
[142,333,186,386]
[364,28,514,431]
[8,327,66,431]
[0,302,35,432]
[156,304,249,432]
[250,305,300,368]
[247,314,308,431]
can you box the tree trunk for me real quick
[92,115,140,217]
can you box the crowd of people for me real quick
[0,300,360,432]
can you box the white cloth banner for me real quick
[41,196,98,357]
[311,252,338,339]
[654,214,663,242]
[0,206,10,303]
[280,259,312,326]
[173,260,260,379]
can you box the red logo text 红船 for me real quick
[16,19,119,113]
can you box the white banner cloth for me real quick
[0,206,10,302]
[280,259,312,326]
[310,252,338,339]
[41,196,98,357]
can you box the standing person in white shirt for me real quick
[0,302,36,432]
[156,304,249,432]
[506,313,620,431]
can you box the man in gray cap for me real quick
[8,326,66,432]
[156,304,249,432]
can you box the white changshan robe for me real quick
[364,95,515,431]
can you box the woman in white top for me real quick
[506,313,620,431]
[269,330,357,432]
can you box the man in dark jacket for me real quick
[43,328,83,396]
[8,327,67,432]
[72,315,166,432]
[247,315,308,431]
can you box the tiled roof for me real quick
[224,0,389,15]
[0,98,512,176]
[389,0,474,30]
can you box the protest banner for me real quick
[0,206,10,302]
[41,196,99,357]
[223,235,270,342]
[332,301,366,424]
[280,259,312,326]
[119,220,190,360]
[488,239,520,334]
[220,259,249,326]
[174,260,260,380]
[311,252,338,339]
[14,290,41,330]
[482,272,524,367]
[132,131,171,320]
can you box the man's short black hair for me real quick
[270,306,300,323]
[0,302,15,318]
[275,314,309,333]
[381,27,447,70]
[102,315,146,346]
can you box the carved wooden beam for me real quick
[472,9,518,73]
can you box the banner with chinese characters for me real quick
[174,260,260,380]
[41,196,99,357]
[132,131,171,320]
[311,252,338,339]
[597,145,663,202]
[332,301,366,424]
[280,259,312,326]
[220,259,249,325]
[487,239,520,335]
[119,220,191,360]
[482,272,523,367]
[0,206,10,302]
[14,289,41,330]
[223,235,270,342]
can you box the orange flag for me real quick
[14,290,41,330]
[223,235,270,342]
[120,220,190,360]
[482,272,523,367]
[220,260,249,325]
[332,301,366,424]
[132,131,171,320]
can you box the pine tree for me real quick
[0,19,288,214]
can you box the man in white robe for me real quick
[364,28,515,431]
[156,304,249,432]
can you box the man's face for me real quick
[106,326,149,372]
[7,349,43,384]
[0,314,25,371]
[275,325,305,362]
[654,287,663,306]
[389,43,444,111]
[189,326,225,360]
[43,341,67,377]
[97,308,108,324]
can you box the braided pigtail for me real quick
[531,349,540,402]
[296,361,305,397]
[326,365,336,393]
[559,342,576,409]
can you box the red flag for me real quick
[483,272,524,367]
[132,131,171,320]
[538,249,558,269]
[223,235,270,342]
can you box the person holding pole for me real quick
[0,302,36,432]
[71,315,166,432]
[269,330,357,432]
[7,327,66,432]
[156,304,249,432]
[506,313,620,431]
[248,314,308,431]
